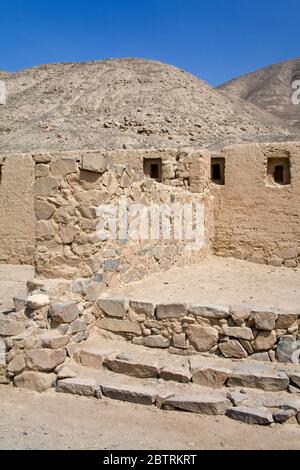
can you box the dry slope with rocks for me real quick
[0,58,296,153]
[219,57,300,131]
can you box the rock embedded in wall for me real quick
[186,325,219,352]
[49,302,80,324]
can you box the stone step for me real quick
[227,362,289,392]
[76,334,300,393]
[54,361,300,426]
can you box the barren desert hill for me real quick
[0,58,296,153]
[0,71,10,82]
[218,57,300,130]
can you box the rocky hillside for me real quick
[219,57,300,131]
[0,58,296,153]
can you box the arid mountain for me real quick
[0,58,296,153]
[219,57,300,131]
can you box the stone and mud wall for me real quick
[93,296,300,362]
[108,147,210,193]
[212,142,300,267]
[33,150,212,284]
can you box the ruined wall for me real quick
[212,142,300,267]
[0,155,35,264]
[33,151,212,284]
[109,147,210,193]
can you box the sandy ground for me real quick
[0,264,33,311]
[0,385,299,450]
[109,256,300,312]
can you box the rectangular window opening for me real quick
[143,158,162,182]
[211,157,225,185]
[267,157,290,186]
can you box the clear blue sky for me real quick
[2,0,300,85]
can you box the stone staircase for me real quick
[55,333,300,426]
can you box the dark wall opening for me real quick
[143,158,162,182]
[211,157,225,185]
[267,157,290,186]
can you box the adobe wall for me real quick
[33,151,212,285]
[211,142,300,267]
[0,154,35,264]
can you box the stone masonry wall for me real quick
[211,142,300,267]
[0,154,35,264]
[94,297,300,363]
[33,151,212,285]
[109,147,210,193]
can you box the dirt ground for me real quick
[109,256,300,312]
[0,385,299,450]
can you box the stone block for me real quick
[173,333,187,349]
[190,357,232,388]
[96,317,141,335]
[26,348,66,372]
[70,319,86,334]
[81,153,107,173]
[50,158,78,176]
[101,383,157,405]
[221,326,254,341]
[163,393,231,415]
[40,333,69,349]
[276,313,299,329]
[104,352,159,379]
[143,335,170,349]
[230,307,251,326]
[227,363,289,391]
[97,298,128,318]
[156,303,187,320]
[159,359,191,383]
[56,377,98,397]
[49,302,79,324]
[189,303,230,319]
[27,294,49,311]
[251,309,277,331]
[276,336,300,363]
[79,348,105,369]
[34,176,59,197]
[186,325,218,352]
[226,406,274,425]
[14,371,56,393]
[219,340,248,359]
[7,354,26,375]
[252,330,277,351]
[130,301,155,317]
[0,318,25,337]
[35,201,55,220]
